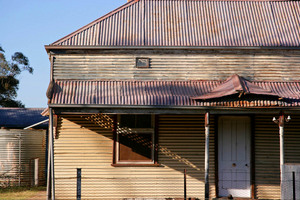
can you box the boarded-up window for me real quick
[116,115,154,164]
[136,58,150,68]
[119,132,153,162]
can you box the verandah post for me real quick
[273,111,291,199]
[46,121,51,200]
[204,111,210,199]
[184,169,187,200]
[279,114,284,189]
[46,108,55,200]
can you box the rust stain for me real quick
[50,0,300,47]
[51,79,300,108]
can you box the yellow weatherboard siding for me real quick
[54,114,300,199]
[54,115,215,199]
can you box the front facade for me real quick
[46,0,300,199]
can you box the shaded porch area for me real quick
[47,111,300,199]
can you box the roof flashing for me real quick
[191,74,281,100]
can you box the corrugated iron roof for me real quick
[50,80,300,108]
[49,0,300,47]
[192,74,280,100]
[0,108,48,129]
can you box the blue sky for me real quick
[0,0,124,108]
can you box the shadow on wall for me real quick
[84,114,203,171]
[55,113,211,199]
[88,114,202,171]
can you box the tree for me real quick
[0,45,33,107]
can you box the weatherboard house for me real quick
[45,0,300,199]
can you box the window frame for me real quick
[113,114,158,166]
[135,57,150,68]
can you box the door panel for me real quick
[218,116,251,198]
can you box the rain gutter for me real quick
[48,104,300,114]
[44,45,300,52]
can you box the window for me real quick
[136,57,150,68]
[114,115,157,165]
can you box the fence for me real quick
[65,170,300,200]
[72,168,199,200]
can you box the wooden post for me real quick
[46,108,55,200]
[46,113,51,199]
[50,108,55,200]
[279,117,284,189]
[278,112,285,199]
[273,111,291,199]
[204,112,210,199]
[184,169,187,200]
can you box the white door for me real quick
[218,116,251,198]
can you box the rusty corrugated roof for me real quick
[49,0,300,47]
[191,74,280,100]
[50,80,300,108]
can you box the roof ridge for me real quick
[51,0,140,45]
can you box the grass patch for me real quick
[0,186,46,200]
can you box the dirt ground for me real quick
[27,190,46,200]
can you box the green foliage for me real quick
[0,46,33,107]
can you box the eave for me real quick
[49,104,300,115]
[45,45,300,54]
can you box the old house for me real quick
[0,108,48,187]
[45,0,300,199]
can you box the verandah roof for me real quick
[49,78,300,108]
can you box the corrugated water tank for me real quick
[0,129,46,187]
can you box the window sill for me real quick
[111,163,161,167]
